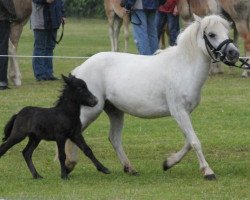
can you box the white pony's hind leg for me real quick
[168,109,216,180]
[104,103,138,175]
[8,40,22,86]
[54,140,79,172]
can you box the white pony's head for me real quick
[194,14,239,65]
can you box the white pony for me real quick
[65,15,239,180]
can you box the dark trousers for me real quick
[32,29,57,80]
[156,11,180,46]
[0,20,10,86]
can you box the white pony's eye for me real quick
[208,32,216,38]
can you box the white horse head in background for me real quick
[64,15,239,180]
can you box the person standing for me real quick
[0,0,16,90]
[123,0,160,55]
[31,0,65,81]
[156,0,180,46]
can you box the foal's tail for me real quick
[3,114,17,142]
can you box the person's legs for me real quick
[131,10,151,55]
[147,10,159,54]
[166,13,180,46]
[0,20,10,88]
[45,29,57,79]
[155,11,168,41]
[32,29,47,80]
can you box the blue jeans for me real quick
[32,29,57,80]
[131,10,158,55]
[155,11,180,46]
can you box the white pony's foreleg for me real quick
[8,40,22,86]
[163,139,191,169]
[167,109,216,180]
[104,104,137,175]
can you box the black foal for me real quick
[0,75,110,179]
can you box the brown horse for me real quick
[8,0,32,86]
[104,0,130,52]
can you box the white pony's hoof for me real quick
[204,174,217,180]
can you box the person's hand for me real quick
[122,7,130,14]
[46,0,54,4]
[173,5,179,16]
[62,17,66,24]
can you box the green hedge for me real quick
[65,0,105,18]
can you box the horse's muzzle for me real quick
[225,46,239,64]
[88,97,98,107]
[226,49,240,63]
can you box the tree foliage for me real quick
[65,0,105,18]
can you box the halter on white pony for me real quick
[64,15,239,180]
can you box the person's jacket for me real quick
[125,0,159,10]
[0,0,16,21]
[159,0,177,13]
[31,0,65,30]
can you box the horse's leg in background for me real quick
[227,25,239,75]
[108,13,116,51]
[113,15,123,52]
[22,137,42,179]
[123,14,130,52]
[104,103,137,175]
[8,22,25,86]
[167,106,216,180]
[8,40,22,86]
[235,21,250,77]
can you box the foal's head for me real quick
[61,75,98,107]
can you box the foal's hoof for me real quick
[61,175,70,180]
[99,167,111,174]
[163,160,171,171]
[204,174,217,181]
[33,174,43,179]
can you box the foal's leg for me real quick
[70,134,110,174]
[22,136,42,179]
[104,104,137,175]
[56,138,69,180]
[0,131,26,157]
[168,108,216,180]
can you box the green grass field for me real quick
[0,18,249,200]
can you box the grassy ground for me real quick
[0,19,250,200]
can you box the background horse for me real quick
[8,0,31,86]
[104,0,130,52]
[64,15,239,179]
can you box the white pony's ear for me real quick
[193,14,202,23]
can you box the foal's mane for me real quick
[54,83,73,107]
